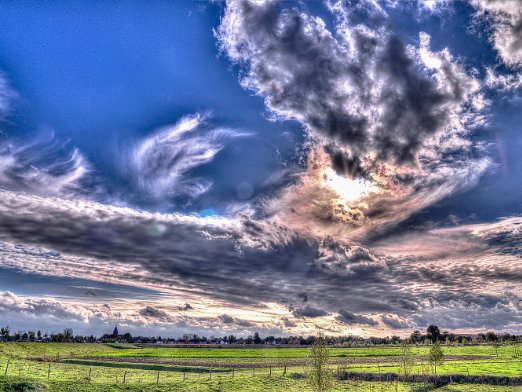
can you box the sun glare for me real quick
[322,168,376,203]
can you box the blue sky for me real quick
[0,1,304,213]
[0,0,521,337]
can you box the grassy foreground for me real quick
[0,375,429,392]
[1,376,522,391]
[0,343,520,391]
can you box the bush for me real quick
[0,379,46,392]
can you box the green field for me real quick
[0,343,521,391]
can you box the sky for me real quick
[0,0,521,338]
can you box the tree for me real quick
[0,326,10,341]
[63,328,73,343]
[426,325,440,343]
[307,336,333,392]
[410,330,422,344]
[253,332,262,344]
[485,331,498,342]
[398,342,416,376]
[428,341,444,374]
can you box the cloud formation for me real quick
[0,185,520,334]
[292,306,330,318]
[217,1,486,168]
[336,310,378,326]
[0,134,92,197]
[0,291,96,323]
[0,74,16,121]
[314,236,386,276]
[219,0,491,242]
[128,113,247,203]
[485,67,522,91]
[218,314,255,328]
[470,0,522,69]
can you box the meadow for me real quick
[0,343,521,391]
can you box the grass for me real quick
[438,386,522,392]
[1,376,522,392]
[0,344,133,360]
[0,343,520,391]
[82,344,522,360]
[338,358,522,377]
[2,342,521,361]
[0,375,438,392]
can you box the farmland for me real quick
[0,343,521,391]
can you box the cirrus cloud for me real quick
[126,113,249,203]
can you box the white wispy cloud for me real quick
[485,66,522,91]
[0,73,17,123]
[0,133,92,197]
[128,113,248,202]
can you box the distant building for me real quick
[112,326,119,337]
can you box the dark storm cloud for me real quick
[0,189,318,308]
[381,315,410,329]
[217,0,466,172]
[219,314,235,324]
[314,236,386,276]
[336,310,378,326]
[297,292,308,303]
[373,36,448,164]
[139,306,172,321]
[282,317,297,328]
[0,189,403,319]
[218,314,255,328]
[292,306,330,318]
[330,0,387,28]
[179,303,193,311]
[0,188,521,332]
[324,144,370,179]
[394,299,420,311]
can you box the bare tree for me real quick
[428,341,444,374]
[307,335,333,392]
[398,342,416,376]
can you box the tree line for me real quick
[0,324,520,345]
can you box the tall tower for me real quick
[112,325,119,337]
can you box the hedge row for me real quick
[338,371,522,386]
